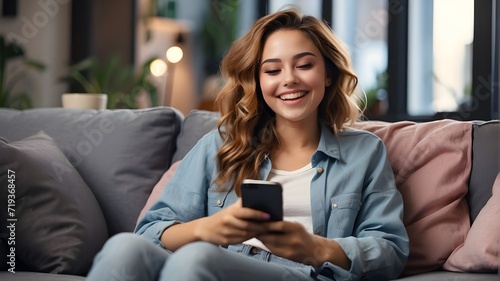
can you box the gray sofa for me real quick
[0,106,498,280]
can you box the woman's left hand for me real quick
[258,221,351,269]
[256,221,331,267]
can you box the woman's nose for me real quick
[283,69,299,87]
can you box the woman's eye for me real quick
[297,63,312,69]
[264,69,280,75]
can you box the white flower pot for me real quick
[62,93,107,110]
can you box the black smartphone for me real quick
[241,179,283,221]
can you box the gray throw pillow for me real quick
[0,132,108,275]
[0,107,183,235]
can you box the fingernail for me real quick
[262,213,270,220]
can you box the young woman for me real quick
[86,8,408,281]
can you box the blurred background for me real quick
[0,0,498,121]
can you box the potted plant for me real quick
[362,70,388,117]
[0,35,45,109]
[61,54,159,109]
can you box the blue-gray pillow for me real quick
[0,132,107,275]
[0,107,183,235]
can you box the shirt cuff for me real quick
[137,220,179,247]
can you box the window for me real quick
[385,0,498,121]
[333,0,389,117]
[269,0,322,16]
[408,0,474,116]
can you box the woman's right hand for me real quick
[193,198,271,246]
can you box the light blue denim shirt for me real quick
[136,123,409,280]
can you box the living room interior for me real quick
[0,0,498,120]
[0,0,499,280]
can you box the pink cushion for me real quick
[443,173,500,272]
[136,160,181,224]
[353,120,472,276]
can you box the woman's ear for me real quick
[325,59,339,87]
[325,77,332,87]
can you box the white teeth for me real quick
[280,92,306,100]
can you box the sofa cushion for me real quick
[353,120,472,276]
[443,172,500,272]
[0,132,107,275]
[172,110,219,162]
[0,107,183,235]
[468,120,500,222]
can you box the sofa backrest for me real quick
[172,109,219,162]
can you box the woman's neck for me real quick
[271,119,320,171]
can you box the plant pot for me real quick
[62,93,107,110]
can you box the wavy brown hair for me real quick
[214,8,360,194]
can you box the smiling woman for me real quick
[86,8,409,281]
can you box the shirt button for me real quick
[333,203,338,208]
[216,199,222,206]
[317,166,324,174]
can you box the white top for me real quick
[243,163,315,251]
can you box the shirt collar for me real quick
[314,122,342,162]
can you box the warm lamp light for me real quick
[150,58,168,77]
[166,46,183,63]
[164,32,185,106]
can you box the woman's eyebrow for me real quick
[261,52,317,66]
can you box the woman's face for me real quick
[259,29,329,126]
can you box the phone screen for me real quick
[241,179,283,221]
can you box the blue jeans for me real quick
[86,233,332,281]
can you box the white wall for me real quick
[0,0,71,107]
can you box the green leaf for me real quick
[0,35,44,108]
[68,69,98,93]
[24,59,46,71]
[4,42,25,59]
[9,93,32,109]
